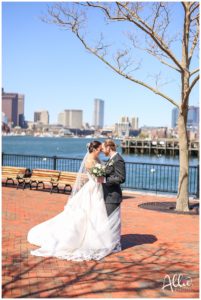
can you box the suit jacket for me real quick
[102,153,126,204]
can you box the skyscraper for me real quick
[93,99,104,129]
[115,122,130,137]
[34,111,49,125]
[58,110,83,128]
[171,107,179,128]
[187,106,199,127]
[121,116,129,123]
[58,111,65,125]
[2,88,25,127]
[131,117,139,129]
[171,106,199,128]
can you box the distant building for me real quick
[121,116,129,123]
[120,116,139,130]
[171,106,199,128]
[2,112,8,124]
[2,88,25,127]
[93,99,104,129]
[140,126,167,139]
[34,110,49,125]
[187,106,199,127]
[131,117,139,129]
[115,115,139,137]
[129,129,141,137]
[171,107,179,128]
[27,121,35,130]
[69,128,95,136]
[58,110,83,128]
[115,122,130,137]
[58,111,65,125]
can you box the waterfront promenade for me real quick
[2,187,199,298]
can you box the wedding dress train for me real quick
[27,174,121,261]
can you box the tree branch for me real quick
[184,74,200,102]
[44,2,198,111]
[146,49,181,72]
[74,29,179,108]
[85,2,126,22]
[189,3,199,16]
[190,68,200,77]
[116,2,184,71]
[83,2,183,72]
[189,18,199,64]
[127,31,181,73]
[188,74,200,95]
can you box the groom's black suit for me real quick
[102,153,126,216]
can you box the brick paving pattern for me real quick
[2,187,199,298]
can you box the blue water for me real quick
[2,136,198,166]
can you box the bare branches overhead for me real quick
[43,2,199,109]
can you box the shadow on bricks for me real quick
[121,233,157,250]
[2,243,198,298]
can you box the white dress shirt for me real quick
[109,151,118,161]
[104,152,118,183]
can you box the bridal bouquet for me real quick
[90,163,106,177]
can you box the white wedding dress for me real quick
[27,168,121,261]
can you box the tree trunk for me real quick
[176,110,190,211]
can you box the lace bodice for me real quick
[85,157,101,182]
[85,157,100,172]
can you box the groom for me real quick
[101,139,126,216]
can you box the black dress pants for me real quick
[105,202,120,216]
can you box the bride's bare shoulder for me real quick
[85,157,96,170]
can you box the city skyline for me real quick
[2,2,199,127]
[3,87,200,130]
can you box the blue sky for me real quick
[2,2,199,127]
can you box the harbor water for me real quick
[2,136,198,165]
[2,136,199,195]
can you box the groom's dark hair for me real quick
[104,139,116,151]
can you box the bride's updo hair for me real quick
[87,140,102,153]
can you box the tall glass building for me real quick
[93,99,104,129]
[187,106,199,127]
[171,107,179,128]
[171,106,199,128]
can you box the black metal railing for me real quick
[2,152,199,197]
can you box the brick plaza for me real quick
[2,187,199,298]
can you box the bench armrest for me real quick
[17,173,25,179]
[51,177,58,182]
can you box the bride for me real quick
[27,141,121,261]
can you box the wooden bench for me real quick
[2,166,26,187]
[50,171,78,193]
[24,169,60,190]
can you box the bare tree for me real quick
[43,2,199,212]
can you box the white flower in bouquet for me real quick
[90,163,106,177]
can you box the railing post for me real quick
[2,152,4,166]
[53,156,57,170]
[196,164,199,199]
[155,167,158,195]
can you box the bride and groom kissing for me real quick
[27,139,126,261]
